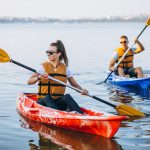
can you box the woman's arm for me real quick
[27,73,39,85]
[27,72,49,85]
[68,77,88,95]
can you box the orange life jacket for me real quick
[38,62,67,99]
[116,48,134,69]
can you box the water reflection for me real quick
[109,88,134,103]
[19,115,123,150]
[106,84,150,103]
[107,83,150,100]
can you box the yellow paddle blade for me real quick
[0,48,10,63]
[146,17,150,26]
[116,104,145,117]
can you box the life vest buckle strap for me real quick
[49,73,67,77]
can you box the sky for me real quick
[0,0,150,18]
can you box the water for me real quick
[0,22,150,150]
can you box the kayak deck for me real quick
[16,93,127,138]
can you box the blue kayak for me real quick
[108,74,150,89]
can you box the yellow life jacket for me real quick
[116,48,134,69]
[38,62,67,99]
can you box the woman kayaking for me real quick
[27,40,88,114]
[109,35,145,78]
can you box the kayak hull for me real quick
[108,74,150,89]
[16,93,127,138]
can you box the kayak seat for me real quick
[25,93,38,101]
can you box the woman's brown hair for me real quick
[50,40,69,66]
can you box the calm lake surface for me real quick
[0,22,150,150]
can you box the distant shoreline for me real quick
[0,15,149,23]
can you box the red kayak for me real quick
[16,93,128,138]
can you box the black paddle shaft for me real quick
[10,59,36,73]
[104,71,113,83]
[92,96,116,108]
[137,25,148,39]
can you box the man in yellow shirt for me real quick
[109,35,144,78]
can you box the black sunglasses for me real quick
[120,41,127,44]
[46,50,59,55]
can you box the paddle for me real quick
[0,48,146,117]
[99,17,150,84]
